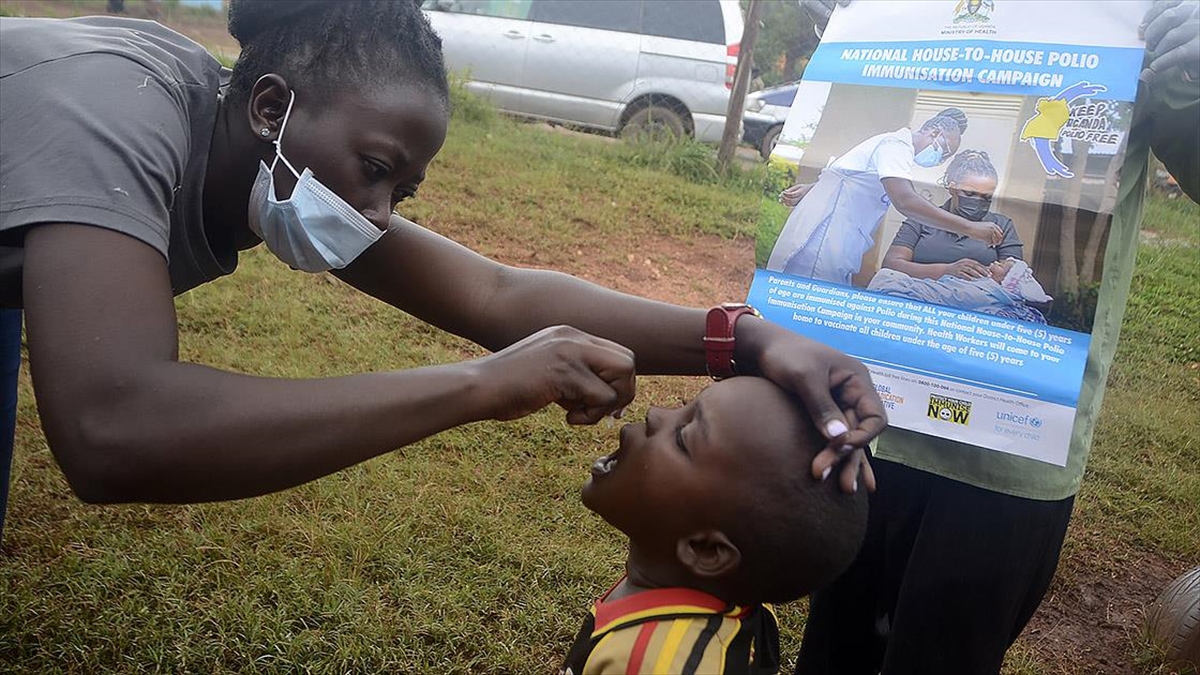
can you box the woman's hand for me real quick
[1141,0,1200,83]
[738,318,886,493]
[810,408,877,494]
[472,325,637,425]
[779,183,814,207]
[945,258,990,280]
[800,0,851,35]
[966,220,1004,246]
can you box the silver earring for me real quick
[260,128,271,137]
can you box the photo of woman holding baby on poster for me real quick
[764,108,1005,286]
[865,150,1055,325]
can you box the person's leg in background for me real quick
[795,457,932,675]
[876,465,1074,675]
[0,308,22,543]
[796,457,1074,675]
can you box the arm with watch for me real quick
[335,216,885,494]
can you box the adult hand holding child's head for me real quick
[809,407,878,495]
[742,319,885,494]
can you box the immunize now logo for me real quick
[928,394,972,425]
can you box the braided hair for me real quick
[919,114,963,137]
[940,150,997,187]
[935,107,968,134]
[226,0,448,107]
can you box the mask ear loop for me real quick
[269,90,303,180]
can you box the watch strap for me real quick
[703,303,760,380]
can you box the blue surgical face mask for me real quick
[247,91,384,272]
[914,136,949,168]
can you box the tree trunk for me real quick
[717,0,765,172]
[1058,140,1091,296]
[1082,134,1127,284]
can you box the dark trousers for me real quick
[0,309,21,543]
[795,457,1074,675]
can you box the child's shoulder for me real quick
[563,585,778,675]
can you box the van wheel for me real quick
[759,125,782,160]
[621,105,687,141]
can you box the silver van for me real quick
[422,0,745,143]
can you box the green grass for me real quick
[0,90,758,674]
[1,17,1198,672]
[1084,191,1200,557]
[3,104,1196,672]
[1078,214,1200,561]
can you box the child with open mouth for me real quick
[562,377,869,675]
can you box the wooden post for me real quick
[717,0,765,173]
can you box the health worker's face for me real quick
[256,82,448,232]
[915,127,961,165]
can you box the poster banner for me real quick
[749,0,1149,466]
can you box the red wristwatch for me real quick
[703,303,761,380]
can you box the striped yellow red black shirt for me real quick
[560,581,780,674]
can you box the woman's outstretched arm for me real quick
[334,216,887,493]
[23,223,635,504]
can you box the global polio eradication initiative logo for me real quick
[928,394,973,426]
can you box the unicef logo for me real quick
[995,410,1042,428]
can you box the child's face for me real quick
[581,378,790,549]
[988,257,1016,283]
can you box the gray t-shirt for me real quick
[0,15,235,308]
[892,204,1023,266]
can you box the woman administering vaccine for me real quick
[882,150,1026,281]
[0,0,883,518]
[766,109,1005,286]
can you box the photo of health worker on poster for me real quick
[746,2,1145,463]
[765,106,1004,284]
[760,81,1130,334]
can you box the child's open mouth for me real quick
[589,424,632,477]
[590,454,619,476]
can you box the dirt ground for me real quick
[1,1,1189,673]
[1024,544,1187,674]
[0,0,240,54]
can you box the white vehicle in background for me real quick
[422,0,744,143]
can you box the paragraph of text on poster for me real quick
[747,272,1090,408]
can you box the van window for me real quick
[425,0,532,20]
[641,0,725,44]
[530,0,641,32]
